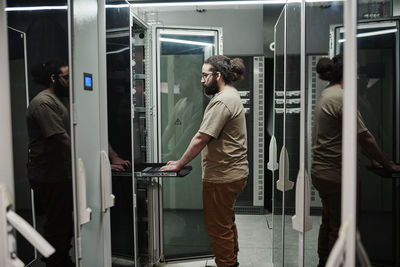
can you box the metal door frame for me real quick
[7,26,40,265]
[150,25,222,264]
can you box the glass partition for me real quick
[354,21,399,266]
[272,6,285,267]
[157,27,218,260]
[7,26,34,265]
[105,2,136,266]
[283,2,301,266]
[6,2,74,266]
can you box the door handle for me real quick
[1,185,55,267]
[77,158,92,225]
[100,150,115,212]
[276,146,294,192]
[292,164,313,232]
[267,135,279,172]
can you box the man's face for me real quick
[201,64,218,95]
[54,66,69,97]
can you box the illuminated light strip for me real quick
[5,4,130,12]
[105,4,130,8]
[160,37,214,46]
[5,6,67,11]
[338,28,397,43]
[131,0,344,7]
[132,1,285,7]
[5,1,345,11]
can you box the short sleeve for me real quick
[33,102,66,138]
[199,101,231,139]
[357,111,368,134]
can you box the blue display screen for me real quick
[85,76,92,87]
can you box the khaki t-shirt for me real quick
[26,91,71,183]
[311,85,368,181]
[199,87,249,183]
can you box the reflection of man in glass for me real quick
[161,55,248,267]
[27,60,74,267]
[162,66,203,161]
[312,55,400,267]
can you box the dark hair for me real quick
[316,54,343,84]
[31,59,68,87]
[204,55,245,84]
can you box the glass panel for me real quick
[7,27,35,265]
[105,2,136,266]
[6,2,75,266]
[333,21,400,265]
[305,1,344,266]
[354,22,399,266]
[159,29,217,259]
[273,7,285,267]
[283,2,300,266]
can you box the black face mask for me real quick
[203,76,219,95]
[54,77,69,98]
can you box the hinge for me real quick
[133,193,137,208]
[72,103,78,125]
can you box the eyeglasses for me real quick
[201,72,213,79]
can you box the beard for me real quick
[203,77,219,95]
[54,79,69,98]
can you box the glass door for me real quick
[6,2,75,266]
[284,2,302,267]
[154,26,221,262]
[333,20,400,266]
[272,6,286,267]
[7,26,36,265]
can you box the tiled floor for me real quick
[156,214,321,267]
[156,214,274,267]
[28,214,321,267]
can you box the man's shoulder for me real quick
[28,91,59,112]
[214,88,240,104]
[320,86,343,105]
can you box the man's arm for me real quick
[160,132,212,171]
[109,144,131,171]
[53,132,71,154]
[358,130,400,172]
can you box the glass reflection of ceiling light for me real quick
[131,0,345,7]
[160,37,214,46]
[338,28,397,43]
[5,1,345,11]
[105,4,130,8]
[5,4,130,11]
[131,1,286,7]
[5,6,67,11]
[106,47,130,55]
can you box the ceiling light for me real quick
[338,28,397,43]
[160,37,214,46]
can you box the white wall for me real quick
[156,8,264,56]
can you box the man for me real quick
[160,55,248,267]
[27,60,130,266]
[27,60,73,267]
[312,55,400,266]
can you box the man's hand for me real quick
[160,160,183,172]
[111,164,126,172]
[159,132,211,172]
[371,159,383,169]
[111,156,131,169]
[384,161,400,173]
